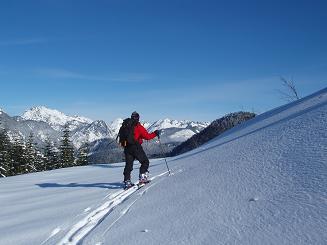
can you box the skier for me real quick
[118,111,160,189]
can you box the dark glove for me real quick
[154,130,160,138]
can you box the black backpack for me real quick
[118,118,137,147]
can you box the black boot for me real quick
[124,180,134,190]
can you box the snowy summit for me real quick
[22,106,93,130]
[107,118,124,138]
[147,118,209,132]
[146,118,210,143]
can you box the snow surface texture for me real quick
[0,88,326,245]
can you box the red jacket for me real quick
[134,123,156,144]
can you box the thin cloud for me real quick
[35,68,152,82]
[0,38,47,46]
[132,76,280,106]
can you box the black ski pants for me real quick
[123,143,149,181]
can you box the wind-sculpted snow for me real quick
[0,88,326,245]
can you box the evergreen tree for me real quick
[24,133,37,173]
[76,142,89,166]
[44,138,59,170]
[10,134,26,175]
[35,150,46,172]
[0,127,11,177]
[59,124,75,168]
[33,141,44,172]
[0,165,6,178]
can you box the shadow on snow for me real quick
[35,182,124,189]
[90,164,124,169]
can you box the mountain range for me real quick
[0,106,210,162]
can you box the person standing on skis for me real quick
[118,111,160,189]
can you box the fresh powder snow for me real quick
[0,88,326,245]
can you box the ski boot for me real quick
[139,172,150,185]
[123,180,134,190]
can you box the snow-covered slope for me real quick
[22,106,93,131]
[1,88,326,245]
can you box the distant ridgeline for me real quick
[170,112,256,156]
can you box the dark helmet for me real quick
[131,111,140,121]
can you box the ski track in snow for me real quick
[101,176,165,236]
[58,171,169,245]
[94,171,176,245]
[40,227,61,245]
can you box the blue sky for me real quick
[0,0,326,122]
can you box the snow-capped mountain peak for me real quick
[147,118,209,131]
[149,118,179,130]
[104,117,210,147]
[71,120,110,148]
[108,118,123,138]
[22,106,93,131]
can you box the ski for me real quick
[137,180,151,189]
[124,181,135,191]
[123,180,151,190]
[123,183,135,190]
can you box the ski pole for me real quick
[158,137,171,176]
